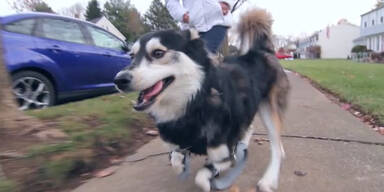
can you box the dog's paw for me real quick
[170,151,185,175]
[195,168,212,192]
[256,178,277,192]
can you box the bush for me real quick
[351,45,367,53]
[370,52,384,63]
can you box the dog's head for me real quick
[114,29,208,121]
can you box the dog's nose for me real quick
[114,72,132,91]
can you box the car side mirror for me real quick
[122,43,130,53]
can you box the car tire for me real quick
[12,71,56,110]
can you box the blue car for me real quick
[0,13,131,110]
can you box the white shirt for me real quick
[165,0,235,32]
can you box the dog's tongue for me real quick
[143,80,164,101]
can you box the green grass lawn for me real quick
[281,59,384,124]
[3,93,151,191]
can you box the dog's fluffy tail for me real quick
[238,9,290,114]
[237,9,274,54]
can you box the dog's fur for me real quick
[114,9,289,192]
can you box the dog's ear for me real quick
[180,28,200,41]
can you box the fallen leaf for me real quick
[33,129,68,140]
[80,173,91,177]
[94,166,118,178]
[341,104,351,110]
[145,130,159,136]
[379,127,384,135]
[254,138,269,145]
[294,170,307,177]
[104,146,117,153]
[361,116,371,123]
[109,157,123,165]
[0,151,26,159]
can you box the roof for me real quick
[353,36,366,43]
[361,6,384,17]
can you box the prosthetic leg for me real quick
[210,142,248,190]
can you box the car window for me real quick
[40,18,86,44]
[4,19,36,35]
[87,26,124,50]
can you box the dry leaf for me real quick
[110,157,124,165]
[341,104,351,110]
[94,166,118,178]
[145,130,159,136]
[0,151,26,159]
[33,129,68,139]
[294,170,307,177]
[379,127,384,135]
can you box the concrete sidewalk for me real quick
[74,72,384,192]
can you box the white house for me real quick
[297,32,319,58]
[90,16,126,41]
[297,19,360,59]
[354,6,384,52]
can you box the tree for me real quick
[33,1,54,13]
[104,0,145,41]
[85,0,102,21]
[0,31,17,115]
[0,25,39,129]
[351,45,367,53]
[144,0,178,31]
[376,0,384,8]
[10,0,54,13]
[60,3,84,19]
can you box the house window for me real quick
[372,20,375,26]
[381,17,384,23]
[364,22,367,28]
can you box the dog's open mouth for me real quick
[134,76,175,111]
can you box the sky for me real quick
[0,0,378,37]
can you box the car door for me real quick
[84,25,130,85]
[2,18,38,71]
[34,17,97,91]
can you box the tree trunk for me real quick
[0,27,39,129]
[0,30,18,115]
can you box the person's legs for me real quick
[199,25,228,54]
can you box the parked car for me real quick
[0,13,131,110]
[275,52,293,59]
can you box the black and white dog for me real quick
[114,9,290,192]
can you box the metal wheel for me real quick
[12,71,55,110]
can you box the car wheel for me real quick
[12,71,56,110]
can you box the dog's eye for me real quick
[151,49,165,59]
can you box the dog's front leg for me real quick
[167,144,190,179]
[195,144,232,192]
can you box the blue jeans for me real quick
[199,25,228,54]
